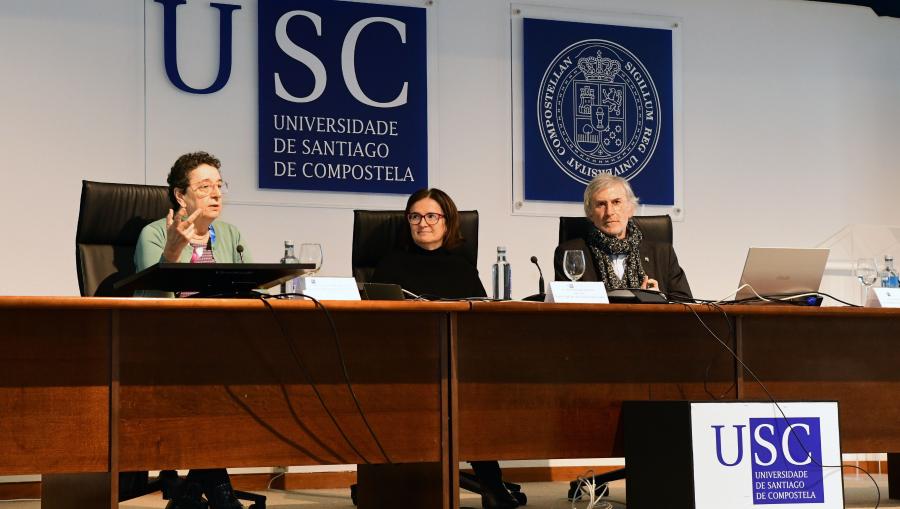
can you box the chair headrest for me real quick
[77,180,170,245]
[558,215,673,245]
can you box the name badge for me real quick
[297,277,361,301]
[545,281,609,304]
[866,287,900,308]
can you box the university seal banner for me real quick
[523,17,675,204]
[258,0,427,194]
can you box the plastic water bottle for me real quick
[881,255,899,288]
[280,240,300,294]
[492,246,512,300]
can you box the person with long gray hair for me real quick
[553,174,692,300]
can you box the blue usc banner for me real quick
[523,18,675,205]
[258,0,428,194]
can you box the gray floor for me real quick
[1,476,894,508]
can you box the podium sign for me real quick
[623,401,842,509]
[691,402,842,508]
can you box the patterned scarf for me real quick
[586,219,646,289]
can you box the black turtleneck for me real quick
[372,244,487,299]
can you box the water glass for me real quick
[855,257,878,304]
[563,250,586,282]
[299,243,323,276]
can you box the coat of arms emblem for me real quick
[538,40,661,184]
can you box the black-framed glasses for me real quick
[189,180,229,198]
[407,212,444,225]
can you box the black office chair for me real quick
[76,180,266,508]
[558,214,671,501]
[76,180,171,297]
[349,209,526,507]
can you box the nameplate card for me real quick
[297,277,361,301]
[545,281,609,304]
[866,287,900,308]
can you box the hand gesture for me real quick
[162,208,202,262]
[641,275,659,291]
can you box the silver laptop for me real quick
[735,247,830,301]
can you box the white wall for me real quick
[1,0,899,299]
[0,1,145,294]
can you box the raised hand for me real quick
[162,208,202,262]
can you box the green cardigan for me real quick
[133,218,252,297]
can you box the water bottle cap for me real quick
[497,246,507,252]
[887,255,894,261]
[284,240,294,247]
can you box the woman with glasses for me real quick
[133,151,248,509]
[373,189,520,509]
[373,187,486,300]
[135,151,250,299]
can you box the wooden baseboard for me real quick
[463,465,623,483]
[240,471,358,491]
[0,461,889,501]
[843,460,889,476]
[0,482,40,501]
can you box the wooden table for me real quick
[2,297,899,507]
[0,297,463,509]
[457,302,900,501]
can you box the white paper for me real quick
[545,281,609,304]
[866,287,900,308]
[297,277,361,301]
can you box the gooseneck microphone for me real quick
[236,244,245,263]
[530,256,545,295]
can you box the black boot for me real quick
[205,480,244,509]
[165,481,208,509]
[479,483,520,509]
[188,469,244,509]
[471,461,519,509]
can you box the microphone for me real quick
[530,256,545,295]
[236,245,245,263]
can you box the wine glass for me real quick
[563,250,586,281]
[855,257,878,304]
[299,243,323,277]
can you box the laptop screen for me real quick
[736,247,830,300]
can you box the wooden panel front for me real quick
[0,304,109,475]
[456,303,735,460]
[739,310,900,452]
[116,300,452,471]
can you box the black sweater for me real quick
[372,244,487,299]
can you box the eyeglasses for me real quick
[189,180,229,198]
[407,212,444,225]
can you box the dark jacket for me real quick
[553,237,692,301]
[372,244,487,299]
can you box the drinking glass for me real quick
[299,243,323,276]
[563,250,586,281]
[855,257,878,304]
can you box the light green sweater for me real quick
[133,217,252,297]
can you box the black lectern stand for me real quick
[113,262,313,297]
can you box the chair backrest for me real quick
[76,180,170,296]
[352,210,479,284]
[558,215,673,245]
